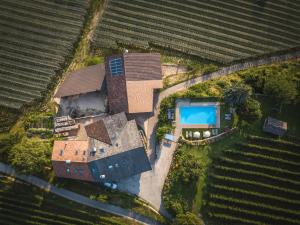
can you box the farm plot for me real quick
[0,0,89,110]
[94,0,300,63]
[0,176,135,225]
[204,135,300,225]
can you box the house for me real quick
[105,53,163,114]
[263,116,287,136]
[51,112,151,182]
[54,64,107,117]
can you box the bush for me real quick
[236,98,262,122]
[8,138,51,174]
[85,56,104,66]
[173,212,204,225]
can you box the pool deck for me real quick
[176,99,220,129]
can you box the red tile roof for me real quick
[52,161,94,182]
[52,140,89,162]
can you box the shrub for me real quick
[236,98,262,122]
[9,138,51,174]
[85,56,104,66]
[173,212,204,225]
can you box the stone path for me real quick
[118,50,300,216]
[0,162,161,225]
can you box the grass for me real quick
[54,178,168,224]
[0,175,139,225]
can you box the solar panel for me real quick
[109,58,123,76]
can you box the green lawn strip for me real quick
[248,135,300,151]
[207,202,300,224]
[213,164,300,187]
[224,149,300,167]
[218,156,300,176]
[0,177,138,225]
[54,179,167,224]
[209,184,300,208]
[210,173,300,196]
[0,212,39,225]
[207,212,261,225]
[237,142,300,160]
[216,157,300,182]
[0,206,69,225]
[209,193,300,217]
[0,200,93,225]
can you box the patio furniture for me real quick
[203,130,211,138]
[193,131,201,139]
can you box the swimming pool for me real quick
[179,105,217,126]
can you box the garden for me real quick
[162,59,300,224]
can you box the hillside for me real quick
[0,0,89,110]
[94,0,300,63]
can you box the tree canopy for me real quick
[237,98,262,122]
[224,82,252,107]
[173,213,204,225]
[8,137,51,174]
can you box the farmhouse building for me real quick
[51,112,151,182]
[106,53,163,114]
[54,64,107,117]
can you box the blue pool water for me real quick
[179,105,217,125]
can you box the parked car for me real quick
[104,182,118,190]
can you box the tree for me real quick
[224,82,252,107]
[236,98,262,122]
[9,138,51,174]
[264,71,297,112]
[173,212,204,225]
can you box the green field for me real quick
[0,176,138,225]
[0,0,89,111]
[204,135,300,225]
[94,0,300,63]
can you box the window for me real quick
[83,151,86,155]
[75,150,78,155]
[90,151,95,157]
[99,148,105,153]
[109,58,123,76]
[66,168,70,173]
[59,150,64,156]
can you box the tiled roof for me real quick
[55,64,105,98]
[126,80,162,113]
[85,120,111,145]
[106,53,163,114]
[123,53,162,81]
[52,161,94,182]
[52,140,89,162]
[89,147,151,182]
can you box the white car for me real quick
[104,182,118,190]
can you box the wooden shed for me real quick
[263,117,287,136]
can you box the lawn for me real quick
[0,175,138,225]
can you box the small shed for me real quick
[263,117,287,136]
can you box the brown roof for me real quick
[52,140,89,162]
[85,120,111,145]
[55,64,105,98]
[126,80,162,113]
[106,53,163,114]
[52,161,94,182]
[124,53,162,81]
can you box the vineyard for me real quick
[94,0,300,63]
[0,176,134,225]
[204,135,300,225]
[0,0,89,111]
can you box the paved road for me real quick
[118,50,300,215]
[0,162,161,225]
